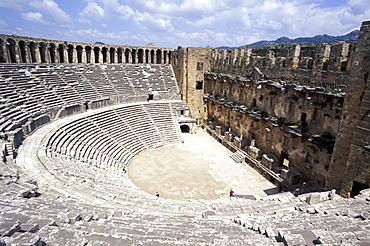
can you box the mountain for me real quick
[216,30,359,49]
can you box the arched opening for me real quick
[163,50,167,64]
[19,40,28,63]
[0,39,6,63]
[58,44,65,63]
[85,46,92,63]
[168,51,172,64]
[102,47,108,63]
[76,45,83,63]
[351,181,369,198]
[30,42,38,63]
[251,98,257,108]
[125,49,130,63]
[180,125,190,133]
[150,50,155,63]
[138,49,144,63]
[94,47,100,63]
[6,39,17,63]
[132,49,136,63]
[40,42,47,63]
[109,47,115,63]
[156,50,162,64]
[67,44,74,63]
[145,50,149,63]
[49,43,56,63]
[117,48,123,63]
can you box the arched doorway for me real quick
[76,45,83,63]
[138,49,144,63]
[6,39,17,63]
[94,47,100,63]
[180,125,190,133]
[102,47,108,63]
[67,44,74,63]
[19,40,28,63]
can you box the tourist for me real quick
[230,189,234,197]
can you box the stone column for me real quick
[98,50,103,63]
[62,46,68,63]
[143,49,147,64]
[82,49,86,63]
[90,49,95,64]
[35,44,41,63]
[292,45,300,69]
[53,46,59,63]
[45,44,51,63]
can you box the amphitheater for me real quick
[0,21,369,245]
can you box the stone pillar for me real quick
[45,45,51,63]
[63,46,68,63]
[98,50,103,63]
[53,46,59,63]
[15,45,22,63]
[35,44,41,63]
[292,45,300,69]
[143,49,147,64]
[82,49,87,63]
[90,50,95,64]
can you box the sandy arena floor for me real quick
[129,129,279,201]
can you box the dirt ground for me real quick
[129,129,279,201]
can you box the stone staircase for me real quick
[230,150,245,163]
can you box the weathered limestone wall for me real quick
[172,47,211,121]
[211,42,355,90]
[204,74,343,186]
[326,21,370,197]
[0,34,172,64]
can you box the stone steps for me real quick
[230,150,245,163]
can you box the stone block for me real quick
[307,193,321,205]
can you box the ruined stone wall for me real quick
[204,74,343,186]
[0,34,172,64]
[171,47,211,121]
[211,42,355,90]
[326,21,370,197]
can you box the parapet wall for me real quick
[0,34,172,65]
[204,72,343,187]
[211,41,355,90]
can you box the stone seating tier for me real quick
[0,63,181,136]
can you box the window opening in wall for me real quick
[197,62,203,71]
[196,81,203,90]
[180,125,190,133]
[300,113,307,121]
[148,94,154,101]
[351,181,369,197]
[280,152,289,167]
[180,110,184,115]
[251,98,257,107]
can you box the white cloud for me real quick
[0,20,8,27]
[116,4,134,20]
[80,2,106,19]
[22,12,50,25]
[0,0,28,11]
[76,17,92,25]
[29,0,72,24]
[133,12,174,32]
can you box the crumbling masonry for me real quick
[173,21,370,197]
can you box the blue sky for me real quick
[0,0,369,48]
